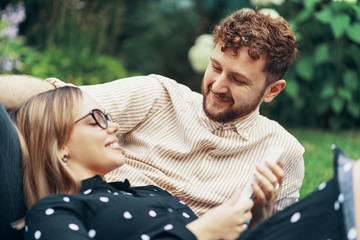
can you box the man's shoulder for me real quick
[149,74,202,101]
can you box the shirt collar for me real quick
[81,175,134,193]
[198,107,260,141]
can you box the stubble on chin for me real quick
[201,82,264,123]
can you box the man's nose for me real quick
[211,73,228,93]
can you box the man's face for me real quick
[202,45,268,123]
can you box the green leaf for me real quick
[304,0,322,9]
[321,85,335,98]
[295,58,314,81]
[330,14,350,39]
[343,70,358,91]
[346,23,360,44]
[338,87,352,102]
[314,44,330,64]
[331,97,344,114]
[347,102,360,118]
[285,80,299,99]
[314,7,333,24]
[352,5,360,21]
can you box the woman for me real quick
[2,86,358,240]
[12,86,256,240]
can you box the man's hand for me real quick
[249,159,285,228]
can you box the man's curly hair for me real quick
[212,10,298,85]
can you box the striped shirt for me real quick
[52,74,304,216]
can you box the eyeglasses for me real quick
[75,109,113,129]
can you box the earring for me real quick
[62,155,68,165]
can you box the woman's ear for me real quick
[60,146,69,159]
[263,80,286,103]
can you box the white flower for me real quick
[250,0,285,6]
[333,0,357,3]
[259,8,280,18]
[188,34,215,73]
[271,0,286,6]
[241,8,255,12]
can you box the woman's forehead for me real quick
[80,93,103,114]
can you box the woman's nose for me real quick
[107,121,120,133]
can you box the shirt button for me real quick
[167,208,174,213]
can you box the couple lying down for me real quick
[0,86,358,240]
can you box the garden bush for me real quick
[262,0,360,129]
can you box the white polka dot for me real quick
[179,200,186,205]
[141,234,150,240]
[126,192,133,195]
[123,211,132,219]
[318,182,327,191]
[348,227,358,239]
[114,192,119,195]
[88,229,96,238]
[182,212,190,218]
[290,212,301,223]
[164,224,173,231]
[69,223,79,231]
[149,210,157,217]
[45,208,54,215]
[25,225,28,232]
[99,196,109,203]
[334,201,340,211]
[34,230,41,239]
[63,196,70,202]
[338,193,344,203]
[84,189,92,195]
[343,162,352,172]
[149,194,155,197]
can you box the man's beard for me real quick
[201,81,266,123]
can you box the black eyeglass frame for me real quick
[74,109,113,129]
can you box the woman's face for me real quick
[64,93,125,180]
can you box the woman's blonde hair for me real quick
[13,86,83,210]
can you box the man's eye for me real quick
[213,65,221,71]
[89,122,98,126]
[233,77,245,85]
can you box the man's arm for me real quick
[0,75,54,109]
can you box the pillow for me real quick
[332,145,357,239]
[0,102,26,240]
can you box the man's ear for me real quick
[263,80,286,103]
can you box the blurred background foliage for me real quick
[0,0,359,130]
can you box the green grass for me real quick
[288,128,360,198]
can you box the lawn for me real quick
[288,128,360,198]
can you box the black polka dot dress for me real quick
[24,176,198,240]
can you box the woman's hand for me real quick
[186,191,253,240]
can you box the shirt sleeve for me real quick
[47,76,170,134]
[24,199,92,240]
[274,155,305,212]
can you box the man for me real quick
[1,10,304,226]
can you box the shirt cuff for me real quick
[44,78,76,88]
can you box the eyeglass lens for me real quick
[93,110,112,128]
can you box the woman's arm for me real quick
[186,192,253,240]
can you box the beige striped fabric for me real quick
[57,74,305,216]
